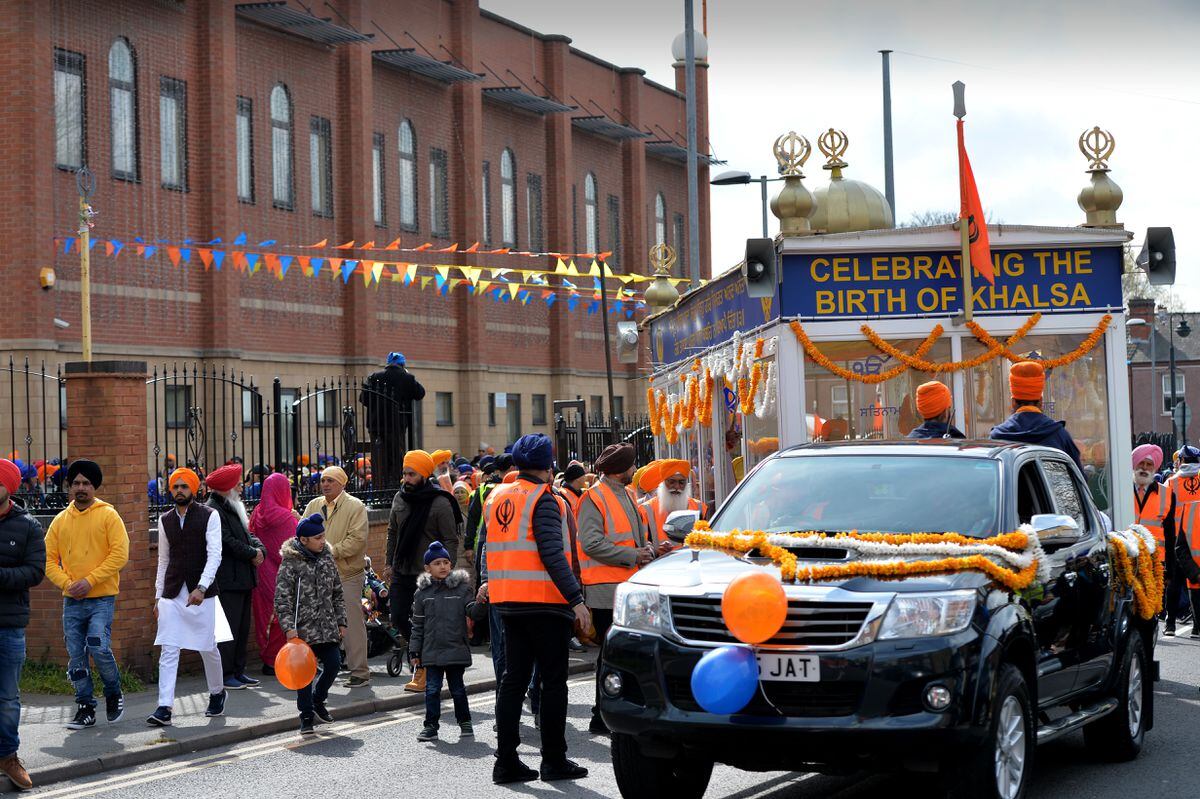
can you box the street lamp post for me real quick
[710,170,783,238]
[1168,314,1191,447]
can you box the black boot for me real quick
[493,758,539,785]
[540,758,588,781]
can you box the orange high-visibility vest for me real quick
[646,495,708,541]
[1169,473,1200,589]
[484,479,570,605]
[561,487,583,519]
[577,481,646,586]
[1133,484,1169,563]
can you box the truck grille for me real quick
[665,675,864,717]
[668,596,872,647]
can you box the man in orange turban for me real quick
[644,460,707,544]
[403,450,435,479]
[990,360,1082,470]
[907,381,964,439]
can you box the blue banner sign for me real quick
[649,270,777,363]
[781,245,1123,320]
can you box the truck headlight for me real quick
[613,584,668,634]
[878,591,976,640]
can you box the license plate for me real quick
[756,653,820,682]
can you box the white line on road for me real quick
[34,678,593,799]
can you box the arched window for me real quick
[584,173,598,254]
[501,148,517,247]
[270,84,293,208]
[108,38,138,180]
[654,192,666,247]
[398,119,417,230]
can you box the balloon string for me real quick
[756,679,785,718]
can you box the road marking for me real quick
[38,678,592,799]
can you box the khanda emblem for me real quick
[966,214,981,245]
[496,497,516,533]
[655,329,664,363]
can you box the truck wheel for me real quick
[942,663,1033,799]
[1083,628,1146,761]
[612,732,713,799]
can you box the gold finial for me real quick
[1077,126,1122,228]
[818,128,849,171]
[773,131,811,177]
[1079,126,1115,172]
[649,243,677,274]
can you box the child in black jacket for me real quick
[410,541,476,741]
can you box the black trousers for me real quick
[496,612,572,764]
[389,572,419,641]
[590,608,614,720]
[218,589,252,679]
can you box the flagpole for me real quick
[952,81,973,323]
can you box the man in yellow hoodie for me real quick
[44,459,130,729]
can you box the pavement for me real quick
[7,629,1200,797]
[6,645,596,793]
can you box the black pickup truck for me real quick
[599,441,1158,799]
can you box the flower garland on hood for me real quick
[685,521,1049,592]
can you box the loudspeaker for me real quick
[1137,227,1175,286]
[743,238,777,299]
[616,321,640,364]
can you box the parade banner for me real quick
[781,245,1123,320]
[649,269,778,363]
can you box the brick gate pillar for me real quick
[63,360,155,674]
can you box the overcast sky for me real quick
[484,0,1200,306]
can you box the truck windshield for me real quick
[713,455,1001,538]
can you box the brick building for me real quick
[1127,297,1200,443]
[3,0,712,457]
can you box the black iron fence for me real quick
[147,364,420,519]
[3,356,68,511]
[554,411,653,468]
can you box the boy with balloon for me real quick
[274,513,348,735]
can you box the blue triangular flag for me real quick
[341,259,357,283]
[625,309,634,319]
[179,248,191,263]
[258,239,276,247]
[212,250,226,271]
[88,239,99,251]
[246,252,261,272]
[310,257,324,276]
[279,255,294,276]
[587,301,599,315]
[545,294,556,307]
[435,274,446,290]
[62,237,75,253]
[568,295,579,311]
[110,239,124,257]
[206,237,222,245]
[143,246,157,259]
[233,232,247,246]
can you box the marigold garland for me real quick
[791,321,943,384]
[699,368,714,428]
[861,313,1040,374]
[966,314,1112,368]
[686,523,1043,592]
[739,362,764,415]
[647,386,661,436]
[753,337,765,360]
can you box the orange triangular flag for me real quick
[361,241,375,250]
[384,238,402,251]
[435,243,459,253]
[166,247,181,267]
[957,119,994,285]
[197,248,213,270]
[304,239,328,249]
[415,243,433,251]
[335,240,355,250]
[464,242,480,253]
[328,257,343,276]
[298,255,312,276]
[105,241,115,257]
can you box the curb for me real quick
[5,660,596,793]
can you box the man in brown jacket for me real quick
[301,465,370,688]
[385,450,461,691]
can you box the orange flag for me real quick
[957,119,994,285]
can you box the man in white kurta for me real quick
[147,468,232,726]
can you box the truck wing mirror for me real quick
[1031,513,1082,548]
[662,510,700,543]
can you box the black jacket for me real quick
[360,365,425,437]
[907,420,965,439]
[990,410,1083,472]
[409,569,476,667]
[207,493,263,592]
[0,498,46,629]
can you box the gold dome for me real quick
[809,129,894,233]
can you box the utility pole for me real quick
[76,167,96,362]
[879,50,895,214]
[684,0,701,287]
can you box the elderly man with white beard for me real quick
[205,464,266,688]
[1133,444,1180,635]
[644,459,709,543]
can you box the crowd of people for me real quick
[0,426,714,790]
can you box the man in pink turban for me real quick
[1132,443,1179,634]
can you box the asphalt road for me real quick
[23,630,1200,799]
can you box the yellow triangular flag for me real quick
[588,260,601,277]
[460,266,481,284]
[616,274,635,285]
[565,260,580,276]
[420,276,432,290]
[372,262,385,284]
[476,280,492,295]
[405,264,419,282]
[521,270,534,284]
[435,265,451,282]
[555,258,570,275]
[508,282,521,300]
[491,267,511,279]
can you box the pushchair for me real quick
[361,557,407,677]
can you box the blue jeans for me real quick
[62,596,121,707]
[488,605,540,712]
[0,628,25,758]
[424,665,471,728]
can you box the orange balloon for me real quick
[275,639,318,690]
[721,571,788,645]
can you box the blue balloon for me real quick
[690,645,758,714]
